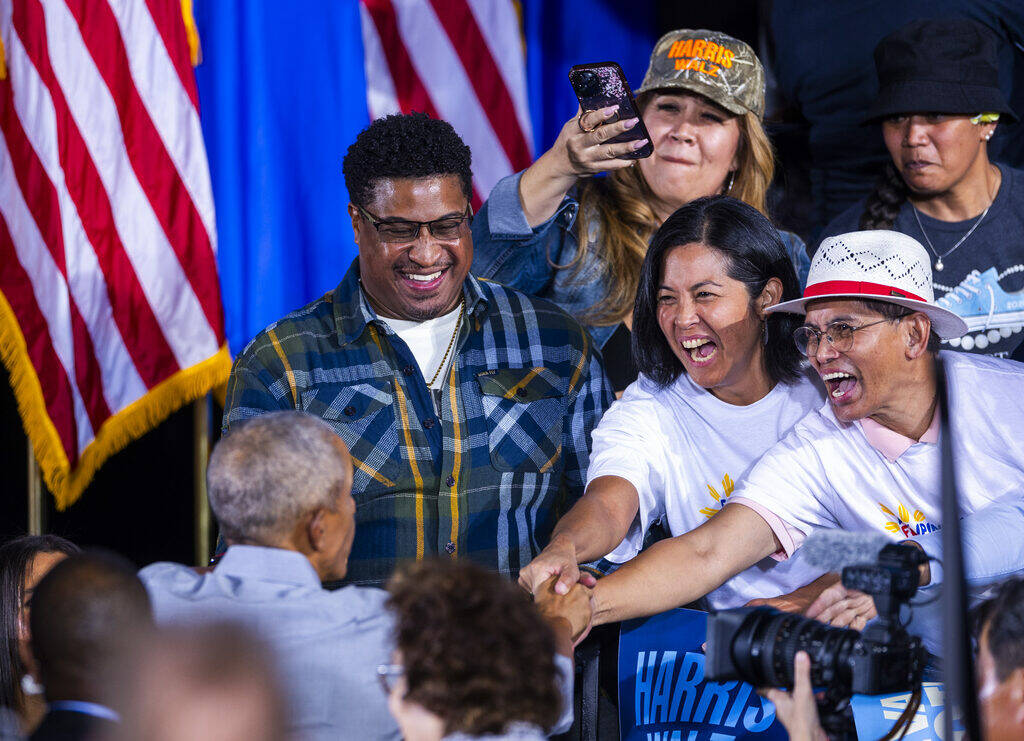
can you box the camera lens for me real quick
[722,608,860,691]
[574,70,600,97]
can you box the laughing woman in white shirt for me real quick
[519,195,829,610]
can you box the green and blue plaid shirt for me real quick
[223,260,613,586]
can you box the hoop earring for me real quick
[724,171,736,193]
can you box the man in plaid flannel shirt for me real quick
[223,113,614,587]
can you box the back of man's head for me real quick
[976,577,1024,681]
[29,551,152,702]
[208,411,351,545]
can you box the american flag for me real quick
[359,0,534,208]
[0,0,228,509]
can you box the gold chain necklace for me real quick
[427,300,465,387]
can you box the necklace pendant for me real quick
[935,258,944,272]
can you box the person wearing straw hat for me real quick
[471,29,810,395]
[821,18,1024,360]
[580,229,1024,648]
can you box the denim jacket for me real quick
[471,171,812,348]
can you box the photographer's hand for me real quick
[806,581,877,630]
[762,652,829,741]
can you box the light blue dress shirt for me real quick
[140,546,574,739]
[139,545,400,741]
[910,499,1024,656]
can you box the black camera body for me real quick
[705,543,927,697]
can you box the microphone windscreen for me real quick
[801,529,892,571]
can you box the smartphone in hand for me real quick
[569,62,653,159]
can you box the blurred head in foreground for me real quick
[104,622,287,741]
[383,560,561,741]
[975,577,1024,741]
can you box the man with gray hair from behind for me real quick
[143,411,585,739]
[138,410,400,740]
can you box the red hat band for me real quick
[803,280,926,303]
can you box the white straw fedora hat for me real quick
[767,230,968,339]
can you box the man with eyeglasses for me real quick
[584,230,1024,644]
[223,112,614,589]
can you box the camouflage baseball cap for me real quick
[635,29,765,118]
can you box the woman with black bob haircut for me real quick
[521,195,834,614]
[633,195,803,388]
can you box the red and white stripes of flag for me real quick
[0,0,229,509]
[359,0,534,209]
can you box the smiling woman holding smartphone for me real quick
[471,29,810,392]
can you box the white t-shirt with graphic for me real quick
[733,352,1024,552]
[586,369,826,608]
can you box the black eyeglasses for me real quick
[357,204,473,243]
[376,663,404,694]
[792,317,894,357]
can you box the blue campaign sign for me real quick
[851,683,963,740]
[618,609,786,741]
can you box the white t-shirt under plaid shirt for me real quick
[730,351,1024,556]
[586,369,826,608]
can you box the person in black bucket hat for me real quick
[819,17,1024,362]
[864,18,1018,124]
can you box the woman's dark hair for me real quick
[632,195,804,388]
[0,534,79,712]
[386,560,561,735]
[859,161,909,229]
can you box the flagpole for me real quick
[193,395,211,566]
[27,448,45,535]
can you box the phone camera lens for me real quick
[575,70,599,97]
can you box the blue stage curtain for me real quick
[193,0,369,353]
[521,0,657,154]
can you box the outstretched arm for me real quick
[592,503,781,625]
[520,475,640,595]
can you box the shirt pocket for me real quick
[300,380,401,494]
[476,367,566,472]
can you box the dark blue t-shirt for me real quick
[821,164,1024,360]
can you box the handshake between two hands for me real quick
[520,547,598,647]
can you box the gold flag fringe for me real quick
[0,289,231,511]
[180,0,202,66]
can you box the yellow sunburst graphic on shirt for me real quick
[879,501,939,537]
[699,474,735,519]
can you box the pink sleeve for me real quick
[727,498,807,560]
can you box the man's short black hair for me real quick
[30,551,152,701]
[974,576,1024,681]
[343,112,473,208]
